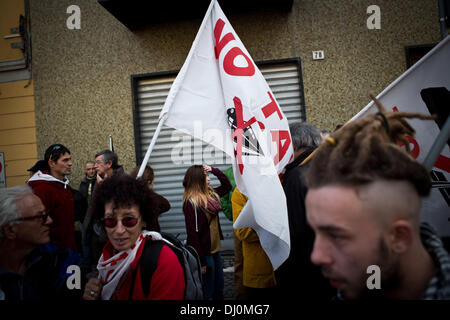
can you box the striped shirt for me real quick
[420,222,450,300]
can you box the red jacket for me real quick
[101,239,185,300]
[183,167,232,267]
[28,171,77,251]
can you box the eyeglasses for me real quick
[13,212,50,224]
[48,145,61,161]
[101,216,140,229]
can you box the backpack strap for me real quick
[128,239,164,300]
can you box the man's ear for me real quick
[48,159,56,170]
[1,224,18,240]
[387,220,414,254]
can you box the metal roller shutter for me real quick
[133,59,306,250]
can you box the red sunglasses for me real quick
[101,216,139,229]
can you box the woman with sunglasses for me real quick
[82,174,184,300]
[182,165,232,300]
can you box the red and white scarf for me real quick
[97,230,162,300]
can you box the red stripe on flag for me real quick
[434,154,450,173]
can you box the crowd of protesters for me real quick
[1,96,450,300]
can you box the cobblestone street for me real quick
[222,251,236,300]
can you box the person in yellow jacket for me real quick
[231,188,277,300]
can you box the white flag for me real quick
[351,35,450,236]
[160,0,293,269]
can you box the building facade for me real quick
[2,0,444,244]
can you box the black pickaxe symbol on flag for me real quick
[227,96,265,174]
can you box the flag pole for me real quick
[423,114,450,171]
[136,114,168,179]
[109,134,114,152]
[438,0,448,40]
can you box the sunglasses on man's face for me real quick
[101,216,139,229]
[13,212,50,225]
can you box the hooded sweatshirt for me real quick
[28,171,77,251]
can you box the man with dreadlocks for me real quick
[304,95,450,300]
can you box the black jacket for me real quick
[275,147,335,300]
[78,176,96,206]
[70,187,87,224]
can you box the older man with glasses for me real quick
[0,186,82,300]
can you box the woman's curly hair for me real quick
[305,94,434,197]
[90,174,159,231]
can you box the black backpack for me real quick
[129,232,203,300]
